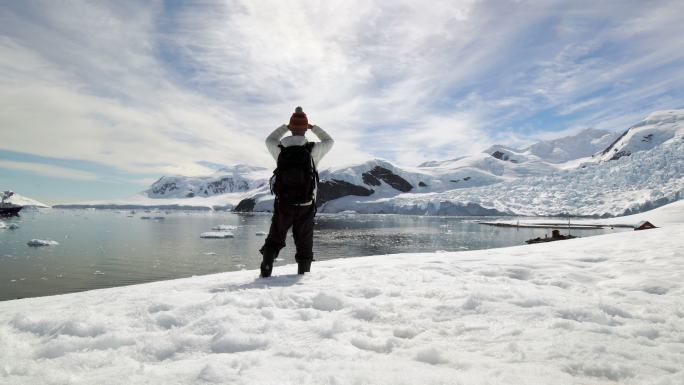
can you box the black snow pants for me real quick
[260,199,316,267]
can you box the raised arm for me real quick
[310,125,334,166]
[265,124,290,161]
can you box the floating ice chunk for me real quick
[27,239,59,247]
[0,222,6,229]
[203,252,217,256]
[212,224,237,231]
[255,231,267,236]
[94,270,105,275]
[200,231,234,239]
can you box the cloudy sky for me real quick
[1,0,683,204]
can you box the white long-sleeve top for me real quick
[265,125,334,167]
[265,125,334,205]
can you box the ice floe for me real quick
[212,224,238,231]
[200,231,235,239]
[26,239,59,247]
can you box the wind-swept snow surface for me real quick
[1,221,683,383]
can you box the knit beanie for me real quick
[289,106,309,129]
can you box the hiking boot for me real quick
[297,259,312,275]
[259,244,281,278]
[260,261,273,278]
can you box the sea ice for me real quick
[26,239,59,247]
[200,231,234,239]
[212,224,238,231]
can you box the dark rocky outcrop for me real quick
[317,179,374,206]
[233,198,256,212]
[361,166,413,192]
[610,150,631,161]
[600,129,630,156]
[491,150,509,161]
[151,181,179,195]
[362,173,382,186]
[418,181,427,187]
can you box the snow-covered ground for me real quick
[1,204,683,384]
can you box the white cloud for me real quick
[0,160,99,181]
[0,0,683,183]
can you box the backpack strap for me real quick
[305,142,319,203]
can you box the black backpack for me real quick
[270,142,319,204]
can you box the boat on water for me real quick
[525,229,577,244]
[1,191,22,216]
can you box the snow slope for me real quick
[599,109,684,161]
[1,192,50,208]
[1,211,682,384]
[482,127,618,166]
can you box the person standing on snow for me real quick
[259,107,334,278]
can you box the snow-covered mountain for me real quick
[322,133,683,216]
[598,110,684,161]
[146,165,270,199]
[483,127,618,166]
[58,109,684,217]
[2,192,50,208]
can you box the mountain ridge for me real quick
[56,109,684,217]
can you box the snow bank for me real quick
[1,222,682,384]
[26,239,59,247]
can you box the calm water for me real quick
[0,209,627,301]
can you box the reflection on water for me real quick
[0,209,626,300]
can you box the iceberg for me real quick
[212,224,238,231]
[27,239,59,247]
[200,231,234,239]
